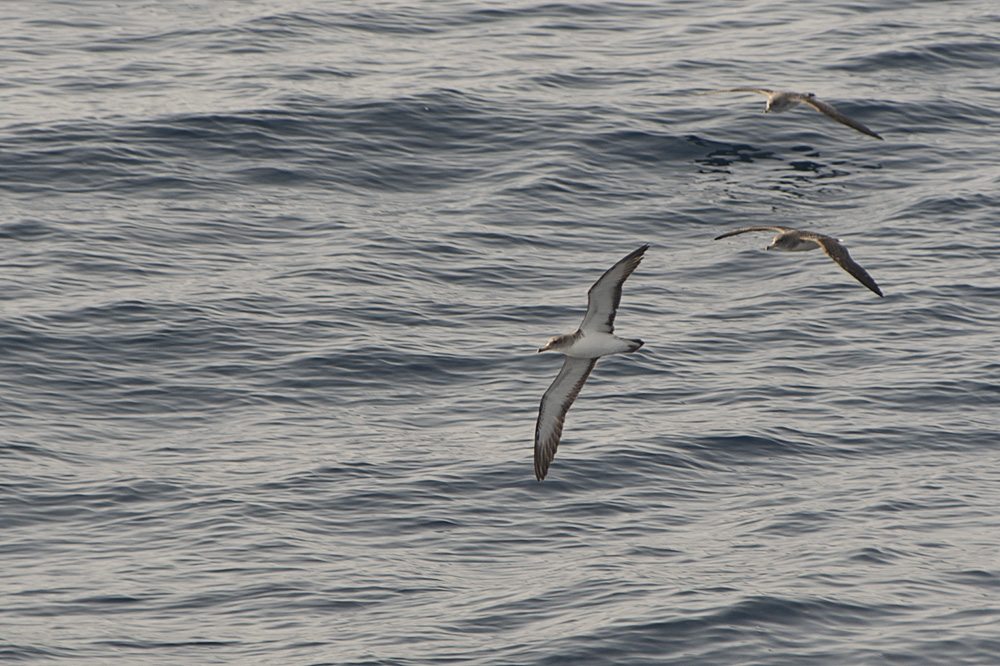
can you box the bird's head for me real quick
[766,233,793,251]
[538,334,571,353]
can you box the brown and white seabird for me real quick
[699,88,883,140]
[534,245,648,481]
[714,226,883,297]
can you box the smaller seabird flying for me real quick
[714,227,883,297]
[534,245,648,481]
[700,88,883,140]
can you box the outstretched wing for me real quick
[534,357,598,481]
[802,97,883,140]
[698,87,774,96]
[811,236,884,297]
[579,245,648,334]
[714,226,793,241]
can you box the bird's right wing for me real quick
[714,226,792,241]
[534,357,598,481]
[697,88,774,96]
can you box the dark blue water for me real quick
[2,1,999,664]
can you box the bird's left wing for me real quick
[802,97,883,140]
[811,235,884,297]
[579,245,648,334]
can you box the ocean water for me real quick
[2,1,999,664]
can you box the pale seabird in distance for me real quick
[699,88,883,140]
[534,245,649,481]
[714,226,883,297]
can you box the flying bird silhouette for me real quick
[714,226,883,297]
[700,88,883,140]
[534,245,648,481]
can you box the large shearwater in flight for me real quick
[714,226,883,297]
[699,88,883,140]
[534,245,649,481]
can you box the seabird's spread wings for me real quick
[534,356,598,481]
[578,244,648,334]
[804,233,884,297]
[713,226,793,241]
[715,227,884,297]
[800,97,883,140]
[698,88,883,139]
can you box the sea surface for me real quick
[2,1,999,664]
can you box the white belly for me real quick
[563,332,635,358]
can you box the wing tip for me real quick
[534,442,552,481]
[629,243,651,259]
